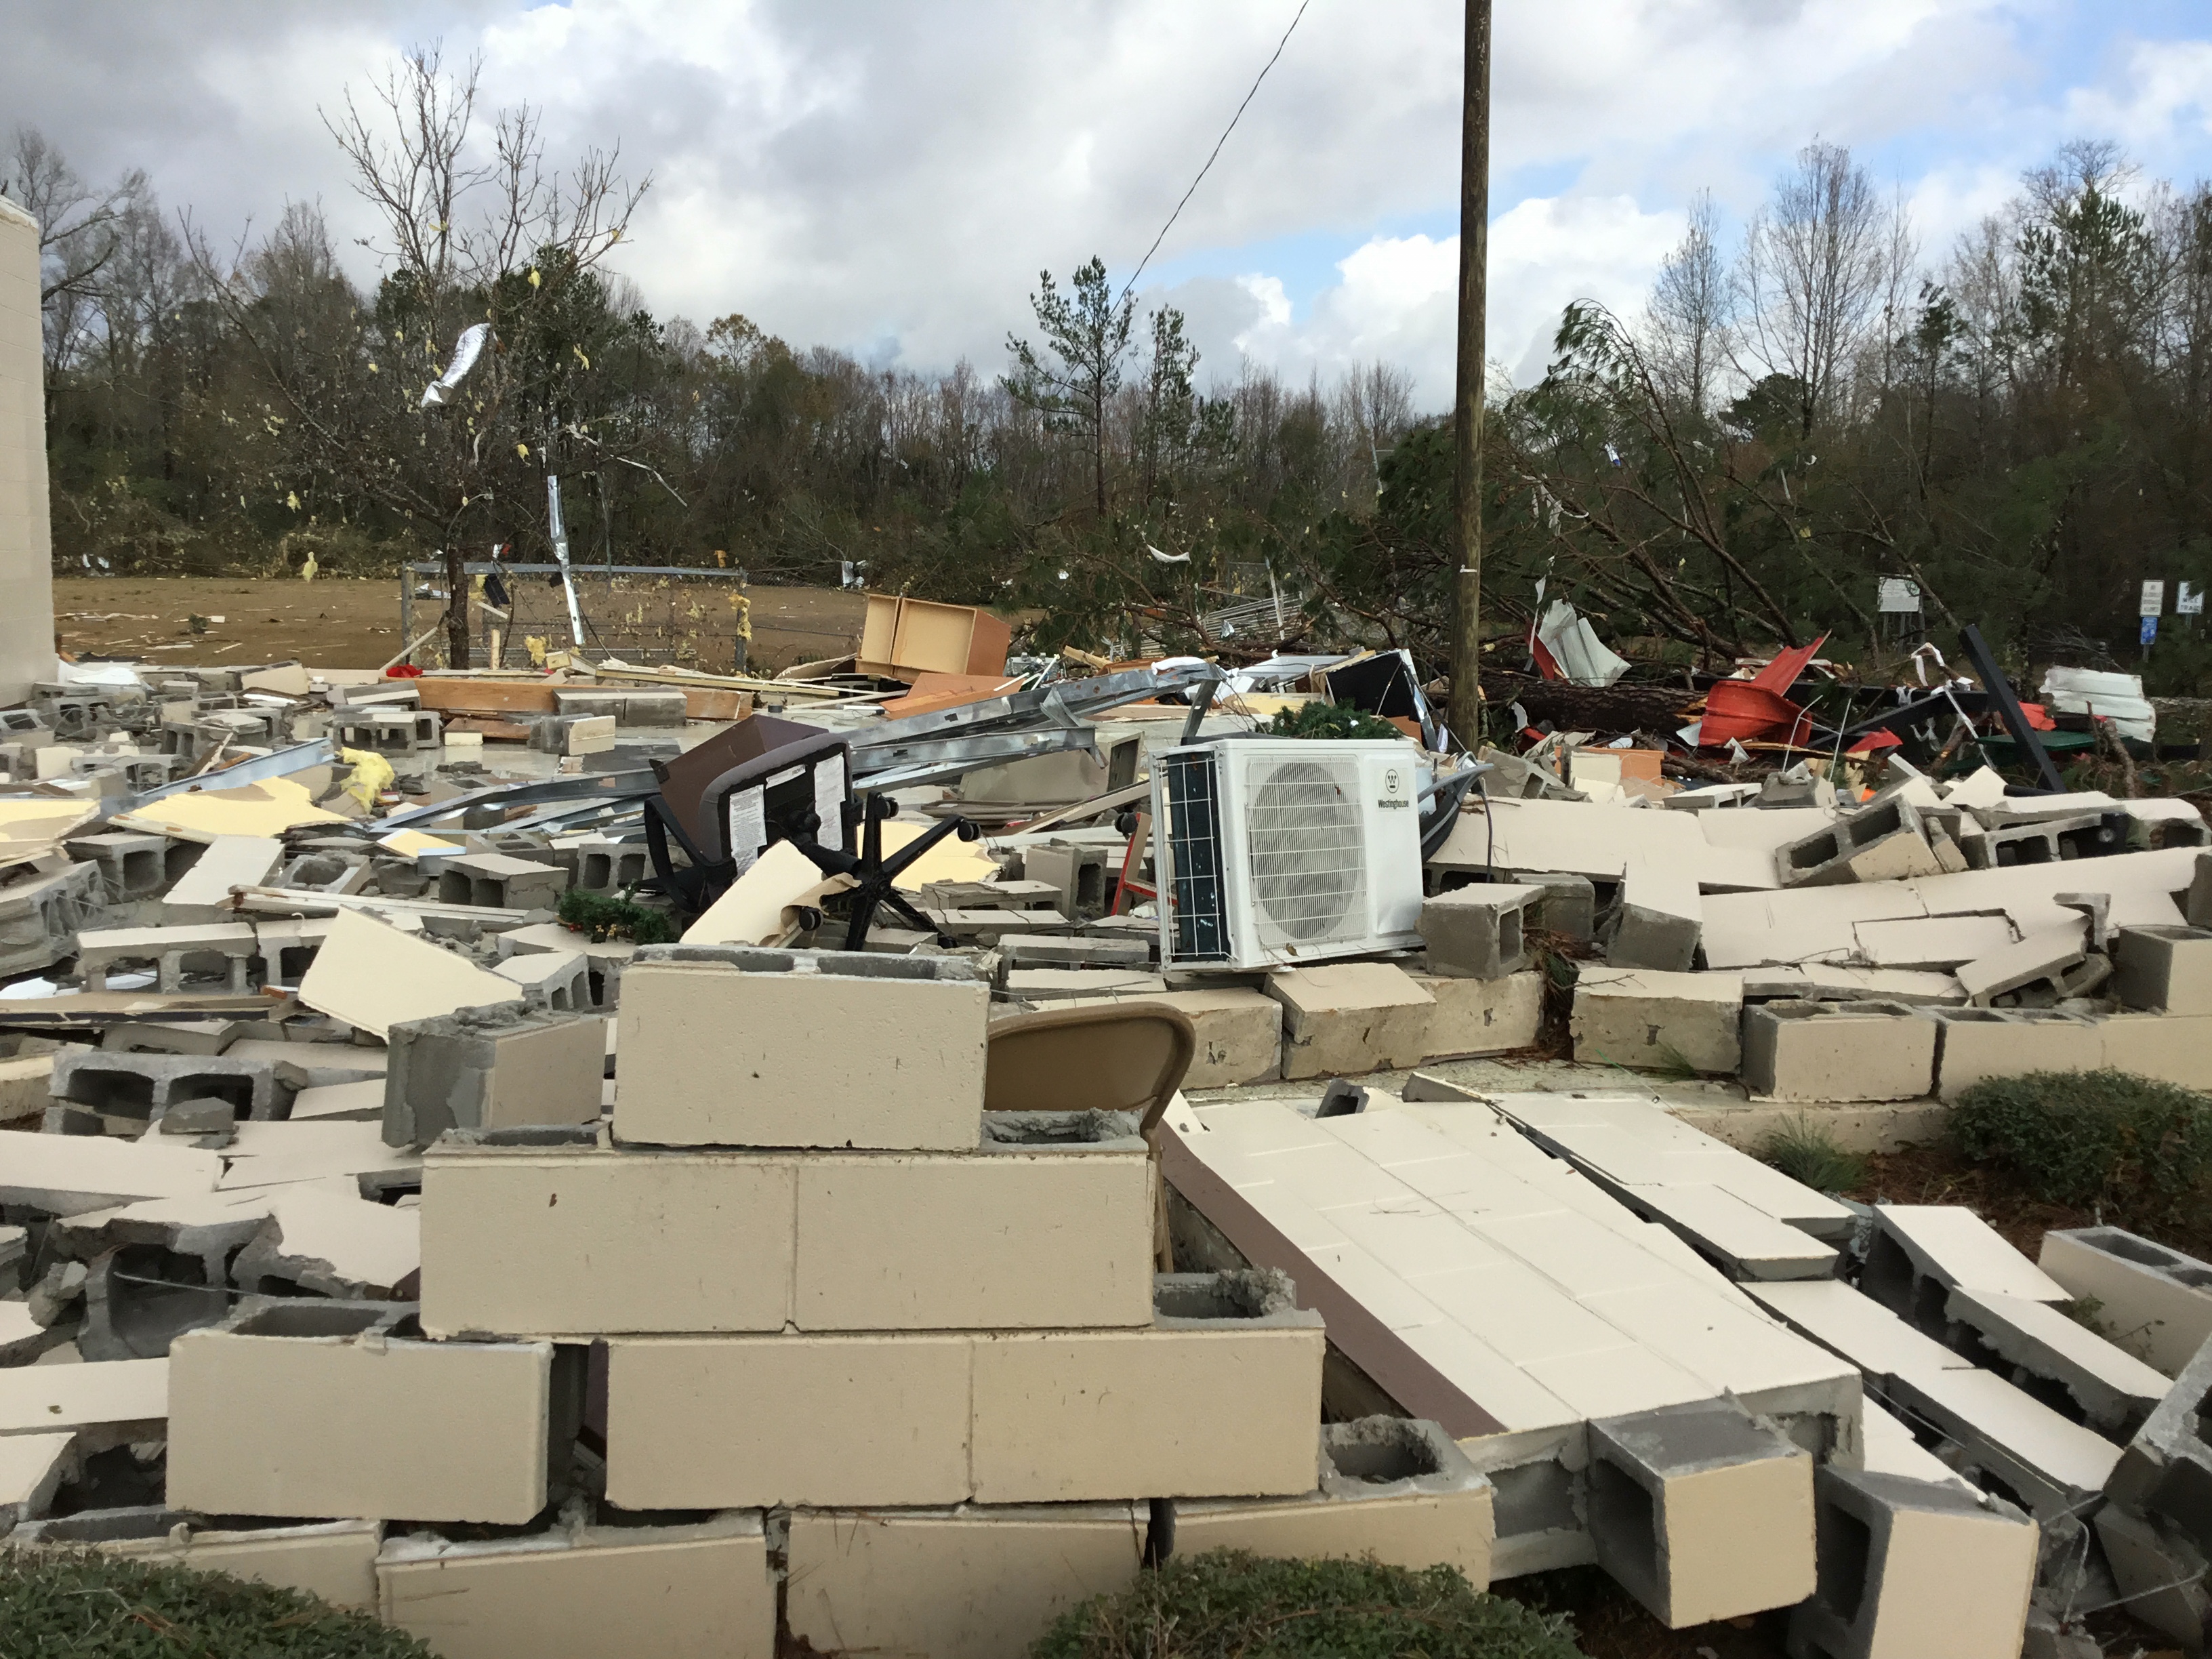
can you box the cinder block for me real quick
[1786,1467,2036,1659]
[2103,1333,2212,1567]
[437,853,567,912]
[1264,962,1435,1080]
[377,1513,773,1659]
[968,1273,1326,1503]
[1174,1417,1496,1586]
[50,1048,291,1124]
[1776,797,1943,888]
[1928,1007,2102,1099]
[1057,986,1282,1088]
[67,832,168,900]
[167,1303,569,1523]
[1740,1001,1936,1103]
[1571,967,1742,1073]
[1586,1400,1815,1628]
[1003,967,1168,1002]
[1944,1285,2171,1439]
[420,1142,796,1338]
[784,1504,1143,1659]
[1410,970,1542,1061]
[999,935,1153,973]
[384,1004,606,1149]
[2040,1227,2212,1376]
[614,946,987,1149]
[18,1515,382,1610]
[571,836,649,896]
[1024,842,1109,918]
[796,1119,1155,1331]
[1603,857,1702,972]
[1860,1203,2068,1337]
[491,948,592,1012]
[1417,883,1540,979]
[2113,925,2212,1015]
[1509,870,1597,939]
[605,1333,974,1510]
[2099,1012,2212,1091]
[1957,922,2097,1007]
[2092,1502,2212,1655]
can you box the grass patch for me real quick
[0,1548,432,1657]
[1031,1551,1587,1658]
[1949,1069,2212,1235]
[1763,1114,1868,1192]
[555,888,678,944]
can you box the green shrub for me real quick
[1031,1551,1586,1659]
[1763,1114,1868,1193]
[1949,1069,2212,1229]
[1263,703,1408,743]
[0,1548,432,1657]
[555,888,679,944]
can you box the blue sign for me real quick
[2142,615,2160,647]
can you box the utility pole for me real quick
[1448,0,1492,750]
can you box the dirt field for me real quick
[52,576,867,674]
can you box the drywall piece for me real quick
[2040,1227,2212,1377]
[2100,1010,2212,1090]
[1585,1399,1814,1628]
[384,1003,605,1147]
[0,1133,222,1218]
[298,909,518,1040]
[1263,962,1435,1080]
[1418,883,1541,980]
[1431,794,1780,892]
[112,775,345,843]
[1775,796,1944,888]
[1569,968,1742,1074]
[0,1357,167,1451]
[167,1308,561,1523]
[1860,1204,2070,1338]
[2112,924,2212,1014]
[0,1431,74,1528]
[784,1504,1143,1659]
[796,1134,1155,1331]
[605,1334,975,1510]
[1409,970,1543,1061]
[288,1078,385,1121]
[214,1120,422,1193]
[1746,1279,2121,1518]
[1175,1417,1496,1586]
[421,1143,796,1338]
[377,1513,773,1659]
[1740,1001,1937,1103]
[161,836,284,924]
[1056,986,1282,1088]
[1928,1007,2102,1100]
[1957,920,2092,1007]
[23,1517,383,1610]
[969,1274,1326,1503]
[1945,1286,2171,1439]
[1161,1096,1860,1450]
[1603,856,1703,972]
[615,946,987,1149]
[229,1189,420,1300]
[1787,1466,2036,1659]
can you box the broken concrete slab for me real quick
[0,1133,222,1217]
[230,1189,421,1300]
[298,908,518,1039]
[2039,1227,2212,1377]
[1263,962,1434,1080]
[1002,967,1169,1002]
[1417,883,1540,980]
[167,1303,569,1524]
[1602,856,1702,972]
[287,1078,385,1121]
[1408,970,1542,1061]
[1740,1001,1938,1103]
[384,1002,605,1147]
[1860,1204,2071,1338]
[2104,1330,2212,1568]
[1787,1465,2036,1659]
[377,1513,773,1659]
[615,945,987,1149]
[1957,920,2095,1007]
[0,1356,167,1452]
[215,1120,423,1195]
[0,1431,75,1531]
[1570,967,1742,1074]
[1851,912,2018,970]
[1944,1286,2170,1439]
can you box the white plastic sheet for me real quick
[1536,600,1631,688]
[2039,667,2156,744]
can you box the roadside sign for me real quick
[1877,578,1921,613]
[2181,581,2204,616]
[2142,615,2160,647]
[2141,579,2167,617]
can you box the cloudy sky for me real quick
[7,1,2212,406]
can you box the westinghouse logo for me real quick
[1377,765,1411,808]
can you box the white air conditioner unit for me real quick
[1151,738,1425,972]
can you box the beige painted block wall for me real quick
[785,1506,1144,1659]
[80,1521,382,1611]
[0,199,54,704]
[1174,1488,1495,1586]
[377,1516,773,1659]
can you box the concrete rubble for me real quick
[5,644,2212,1656]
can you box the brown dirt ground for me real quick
[51,576,867,674]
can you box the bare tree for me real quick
[1,127,148,374]
[1330,361,1416,507]
[1645,190,1729,416]
[1733,141,1891,436]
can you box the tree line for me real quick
[7,49,2212,692]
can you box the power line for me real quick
[1119,0,1313,304]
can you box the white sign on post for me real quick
[2141,580,2167,617]
[2181,581,2205,617]
[1877,578,1922,614]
